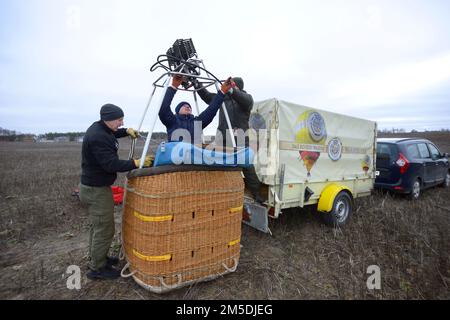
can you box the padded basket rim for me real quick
[127,164,242,179]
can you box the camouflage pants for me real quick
[79,184,115,271]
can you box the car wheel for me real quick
[408,179,421,200]
[322,191,353,227]
[440,172,450,188]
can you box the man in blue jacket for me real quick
[158,75,233,144]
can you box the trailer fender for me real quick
[318,184,352,213]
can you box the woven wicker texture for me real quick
[122,169,244,292]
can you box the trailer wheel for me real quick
[322,191,352,227]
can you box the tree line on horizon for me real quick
[1,126,449,142]
[0,127,167,142]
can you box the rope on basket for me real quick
[222,257,238,272]
[121,262,137,278]
[128,255,241,293]
[160,274,183,290]
[119,245,125,261]
[125,186,243,199]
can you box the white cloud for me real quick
[329,52,450,108]
[1,0,450,134]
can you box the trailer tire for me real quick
[322,191,353,227]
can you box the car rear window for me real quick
[376,143,397,160]
[417,143,430,158]
[406,144,420,159]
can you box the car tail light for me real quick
[396,153,409,174]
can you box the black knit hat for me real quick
[175,101,191,114]
[232,77,244,90]
[100,104,124,121]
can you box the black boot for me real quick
[106,256,119,267]
[243,166,263,204]
[87,265,120,280]
[254,194,264,204]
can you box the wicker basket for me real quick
[121,165,244,293]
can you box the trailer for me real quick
[243,98,377,233]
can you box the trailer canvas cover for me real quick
[251,98,377,189]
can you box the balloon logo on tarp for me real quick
[328,137,342,161]
[299,151,320,177]
[295,111,327,177]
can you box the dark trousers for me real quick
[216,134,261,197]
[243,165,261,197]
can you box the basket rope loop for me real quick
[120,262,137,278]
[133,249,172,262]
[159,274,183,290]
[118,244,125,261]
[133,210,173,222]
[222,258,238,273]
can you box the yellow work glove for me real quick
[133,155,154,168]
[127,128,139,139]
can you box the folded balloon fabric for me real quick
[153,141,254,168]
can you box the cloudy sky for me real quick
[1,0,450,135]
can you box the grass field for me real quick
[0,132,449,299]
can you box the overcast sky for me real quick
[1,0,450,135]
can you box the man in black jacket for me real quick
[197,77,263,203]
[80,103,152,280]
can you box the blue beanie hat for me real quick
[175,101,191,114]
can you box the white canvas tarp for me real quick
[250,99,377,185]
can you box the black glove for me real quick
[193,79,202,89]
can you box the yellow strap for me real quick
[132,249,172,262]
[134,207,241,221]
[228,238,240,246]
[229,206,243,214]
[134,210,173,222]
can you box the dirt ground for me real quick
[0,132,449,300]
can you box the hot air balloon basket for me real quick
[120,165,244,293]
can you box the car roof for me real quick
[377,137,430,144]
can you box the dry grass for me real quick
[0,133,449,300]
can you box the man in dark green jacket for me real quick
[197,77,263,203]
[80,103,151,280]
